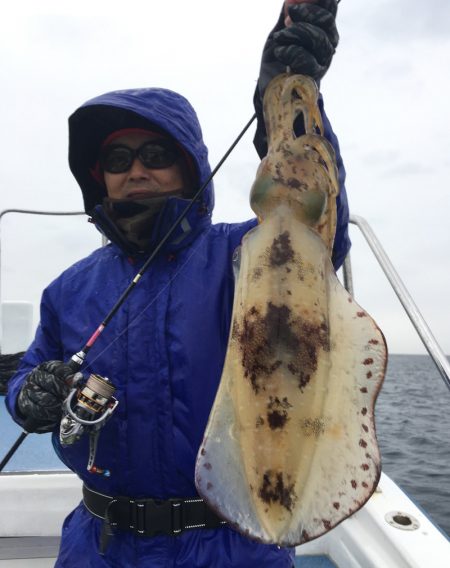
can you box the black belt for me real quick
[83,484,226,542]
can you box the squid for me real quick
[195,74,387,546]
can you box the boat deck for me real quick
[0,537,58,567]
[0,536,337,567]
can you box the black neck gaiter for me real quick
[102,190,182,251]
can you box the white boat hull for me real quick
[0,470,448,567]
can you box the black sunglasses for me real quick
[101,139,179,174]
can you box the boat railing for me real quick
[0,208,109,340]
[344,214,450,392]
[0,209,448,391]
[0,209,86,355]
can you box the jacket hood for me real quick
[68,88,214,215]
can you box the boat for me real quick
[0,209,449,567]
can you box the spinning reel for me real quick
[60,373,118,476]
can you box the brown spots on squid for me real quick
[274,162,283,183]
[301,529,310,541]
[361,464,370,471]
[267,412,287,430]
[361,408,368,416]
[333,502,340,510]
[359,439,368,448]
[360,387,368,394]
[297,264,306,282]
[351,480,358,490]
[231,304,282,394]
[252,267,263,282]
[362,482,369,489]
[269,231,295,266]
[233,302,329,393]
[363,358,374,366]
[200,448,206,456]
[357,311,366,318]
[258,471,297,512]
[301,417,325,438]
[286,319,330,392]
[272,160,304,190]
[362,424,369,433]
[203,462,212,470]
[267,397,293,430]
[369,339,379,345]
[287,177,302,190]
[366,371,373,379]
[281,145,294,160]
[322,519,331,530]
[256,416,265,428]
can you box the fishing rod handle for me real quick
[21,356,83,433]
[68,351,86,372]
[22,417,43,433]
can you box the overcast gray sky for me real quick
[0,0,449,356]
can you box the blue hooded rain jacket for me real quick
[7,86,350,567]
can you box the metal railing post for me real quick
[349,214,450,392]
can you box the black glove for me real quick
[254,0,340,158]
[274,0,339,82]
[17,361,75,433]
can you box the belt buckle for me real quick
[142,498,183,537]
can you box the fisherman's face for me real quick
[103,132,184,200]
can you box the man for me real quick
[6,1,348,566]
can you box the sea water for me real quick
[1,354,449,536]
[376,354,450,536]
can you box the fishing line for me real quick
[69,112,257,372]
[86,106,256,366]
[0,112,257,471]
[85,226,213,369]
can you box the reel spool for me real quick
[60,373,119,476]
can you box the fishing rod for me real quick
[0,112,257,474]
[70,113,257,372]
[1,0,342,475]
